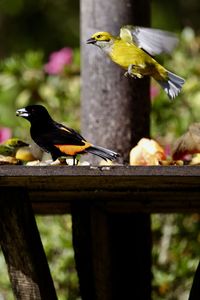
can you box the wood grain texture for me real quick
[0,165,200,213]
[0,189,58,300]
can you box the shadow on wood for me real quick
[72,201,151,300]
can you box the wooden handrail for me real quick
[0,165,200,213]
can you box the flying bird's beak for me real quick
[16,108,29,118]
[86,37,96,44]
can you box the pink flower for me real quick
[44,47,73,75]
[150,85,159,101]
[0,128,12,143]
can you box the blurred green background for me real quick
[0,0,200,299]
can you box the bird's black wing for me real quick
[52,122,86,145]
[30,120,86,153]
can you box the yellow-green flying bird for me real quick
[87,25,185,99]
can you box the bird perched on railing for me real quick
[0,138,34,164]
[0,138,29,157]
[172,123,200,160]
[16,105,119,165]
[87,25,185,99]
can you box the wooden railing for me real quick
[0,165,199,300]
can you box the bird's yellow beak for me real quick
[86,37,96,44]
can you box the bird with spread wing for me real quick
[87,25,185,99]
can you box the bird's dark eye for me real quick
[97,34,101,38]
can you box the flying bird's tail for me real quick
[157,70,185,100]
[86,145,119,161]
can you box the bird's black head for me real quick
[16,105,52,124]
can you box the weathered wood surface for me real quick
[0,189,58,300]
[0,165,200,213]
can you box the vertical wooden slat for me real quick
[71,202,96,299]
[0,188,58,300]
[72,203,152,300]
[72,202,112,300]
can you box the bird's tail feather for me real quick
[86,145,119,161]
[157,71,185,100]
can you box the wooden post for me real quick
[72,203,152,300]
[78,0,152,299]
[0,188,58,300]
[81,0,150,163]
[72,203,113,300]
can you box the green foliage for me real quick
[36,215,80,300]
[0,49,80,139]
[151,27,200,147]
[0,0,79,56]
[150,31,200,299]
[152,214,200,300]
[152,0,200,31]
[0,254,13,299]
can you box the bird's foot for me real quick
[73,156,79,166]
[124,64,144,79]
[124,65,138,78]
[51,157,68,165]
[58,157,68,165]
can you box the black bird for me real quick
[16,105,119,165]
